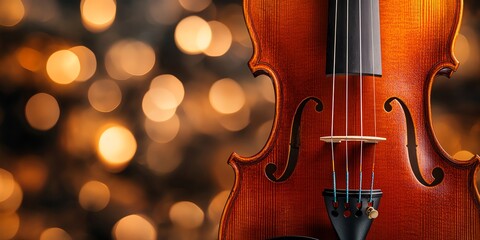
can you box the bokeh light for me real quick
[23,0,59,23]
[120,41,156,77]
[39,228,72,240]
[13,156,48,193]
[175,16,212,54]
[80,0,116,32]
[69,46,97,82]
[46,50,81,85]
[146,143,182,175]
[25,93,60,131]
[0,212,20,240]
[88,79,122,113]
[178,0,212,12]
[220,4,252,48]
[209,78,246,114]
[79,180,110,212]
[97,125,137,172]
[169,201,204,229]
[257,75,275,103]
[15,47,43,72]
[105,40,156,79]
[205,21,233,57]
[150,74,185,107]
[455,33,470,63]
[0,180,22,213]
[453,150,475,161]
[432,115,462,154]
[144,115,180,143]
[0,169,15,203]
[208,190,230,223]
[218,106,250,131]
[142,89,177,122]
[0,0,25,27]
[113,214,157,240]
[148,0,182,25]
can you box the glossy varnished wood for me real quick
[220,0,480,239]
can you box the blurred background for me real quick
[0,0,478,239]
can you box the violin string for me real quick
[331,0,339,204]
[358,0,364,204]
[345,0,350,205]
[369,0,377,203]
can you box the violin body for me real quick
[219,0,480,239]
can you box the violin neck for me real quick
[326,0,382,76]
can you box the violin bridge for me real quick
[320,136,386,143]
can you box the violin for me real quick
[219,0,480,239]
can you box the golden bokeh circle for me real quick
[25,93,60,131]
[79,180,110,212]
[80,0,116,32]
[113,214,157,240]
[46,50,81,85]
[97,125,137,172]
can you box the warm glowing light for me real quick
[169,201,204,229]
[0,0,25,27]
[25,93,60,131]
[14,156,48,193]
[0,180,22,213]
[178,0,211,12]
[148,0,182,25]
[70,46,97,82]
[88,79,122,112]
[113,214,157,240]
[97,125,137,172]
[218,107,250,131]
[144,115,180,143]
[142,89,176,122]
[46,50,81,84]
[0,212,19,240]
[16,47,43,71]
[453,150,475,161]
[455,34,470,64]
[257,75,275,103]
[146,143,182,175]
[105,40,156,79]
[0,169,15,203]
[105,44,130,80]
[221,4,252,48]
[79,180,110,212]
[256,120,274,149]
[175,16,212,54]
[39,228,72,240]
[80,0,116,32]
[208,191,230,222]
[204,21,232,57]
[209,78,246,114]
[120,41,156,76]
[62,109,104,156]
[150,74,185,107]
[433,116,461,155]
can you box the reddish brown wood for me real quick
[219,0,480,239]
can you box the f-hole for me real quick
[265,97,323,182]
[384,97,444,187]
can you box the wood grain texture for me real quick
[219,0,480,239]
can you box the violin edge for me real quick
[422,0,480,206]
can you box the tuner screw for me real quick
[366,207,379,219]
